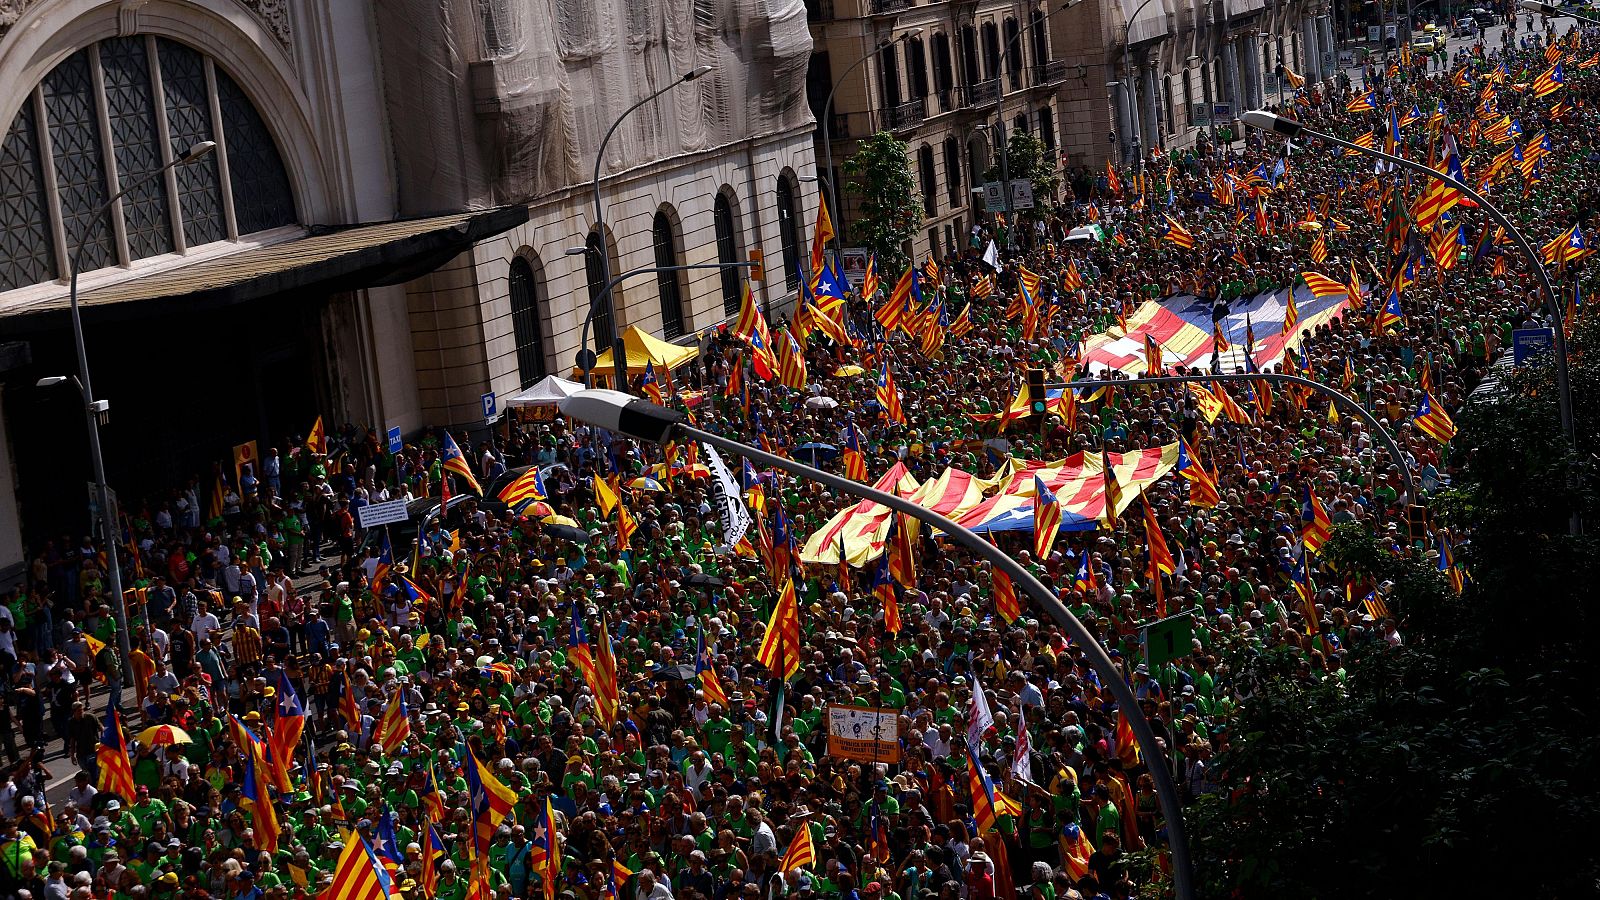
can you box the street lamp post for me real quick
[591,66,714,393]
[1521,0,1600,26]
[557,388,1199,900]
[1122,0,1165,173]
[820,29,923,266]
[1242,109,1580,535]
[52,138,216,709]
[1056,372,1420,501]
[569,260,757,388]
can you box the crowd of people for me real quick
[0,7,1587,900]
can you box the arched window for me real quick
[653,208,686,339]
[584,230,614,348]
[777,172,802,289]
[714,191,743,317]
[918,145,936,218]
[508,256,547,387]
[0,36,296,292]
[932,34,954,110]
[960,26,981,86]
[1030,9,1049,71]
[943,138,963,208]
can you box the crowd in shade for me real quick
[0,10,1589,900]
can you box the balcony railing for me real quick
[871,0,910,13]
[966,78,1000,108]
[1032,59,1070,86]
[886,98,927,131]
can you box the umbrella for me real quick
[805,396,840,409]
[653,664,698,682]
[629,477,665,492]
[795,443,838,464]
[136,724,192,746]
[517,500,556,518]
[832,365,866,377]
[542,523,591,544]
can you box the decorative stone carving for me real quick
[0,0,44,40]
[237,0,290,47]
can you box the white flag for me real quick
[703,442,752,553]
[967,670,994,752]
[1012,716,1035,784]
[982,240,1000,270]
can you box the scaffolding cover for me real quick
[374,0,815,214]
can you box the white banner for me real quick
[703,442,752,553]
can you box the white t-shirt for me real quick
[192,612,222,647]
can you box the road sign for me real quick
[1009,179,1035,210]
[387,426,402,455]
[357,497,409,529]
[481,391,497,421]
[1143,611,1195,669]
[982,181,1006,209]
[575,349,598,373]
[1512,327,1555,366]
[1321,50,1337,73]
[1211,102,1233,120]
[1190,103,1212,127]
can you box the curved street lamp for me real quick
[1242,109,1579,535]
[558,388,1199,900]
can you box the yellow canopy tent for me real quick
[575,325,699,382]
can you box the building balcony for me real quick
[965,78,1000,108]
[886,98,928,131]
[1031,59,1070,87]
[871,0,911,14]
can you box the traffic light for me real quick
[1026,368,1048,417]
[748,248,765,283]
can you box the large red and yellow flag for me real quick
[756,578,802,680]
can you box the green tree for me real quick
[1183,317,1600,899]
[843,131,921,275]
[984,129,1060,219]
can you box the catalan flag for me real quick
[270,669,306,794]
[1102,449,1124,527]
[323,830,392,900]
[1301,484,1332,553]
[992,561,1019,625]
[779,819,815,872]
[640,361,664,404]
[1533,62,1566,97]
[1410,153,1467,232]
[97,707,136,799]
[757,577,801,680]
[529,796,561,900]
[810,194,834,278]
[950,301,974,337]
[1281,65,1305,89]
[871,553,902,634]
[376,686,410,755]
[496,466,548,510]
[439,432,482,494]
[1177,439,1220,509]
[862,252,881,301]
[886,512,917,587]
[1061,823,1094,883]
[307,415,326,455]
[234,717,280,854]
[1414,391,1457,443]
[1162,214,1196,249]
[1301,271,1348,298]
[1283,287,1300,333]
[1143,499,1175,576]
[1541,223,1588,265]
[880,265,920,332]
[1375,292,1404,332]
[777,328,808,389]
[876,361,906,423]
[593,616,621,725]
[734,283,779,379]
[464,743,519,855]
[1033,474,1062,560]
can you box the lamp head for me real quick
[559,389,684,445]
[564,247,587,256]
[1242,109,1302,138]
[35,376,67,388]
[1520,1,1558,13]
[683,65,713,82]
[180,141,217,163]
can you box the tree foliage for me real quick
[1186,318,1600,899]
[984,129,1061,218]
[843,131,921,274]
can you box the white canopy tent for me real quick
[503,375,585,408]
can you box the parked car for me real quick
[1468,7,1498,27]
[1454,17,1477,37]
